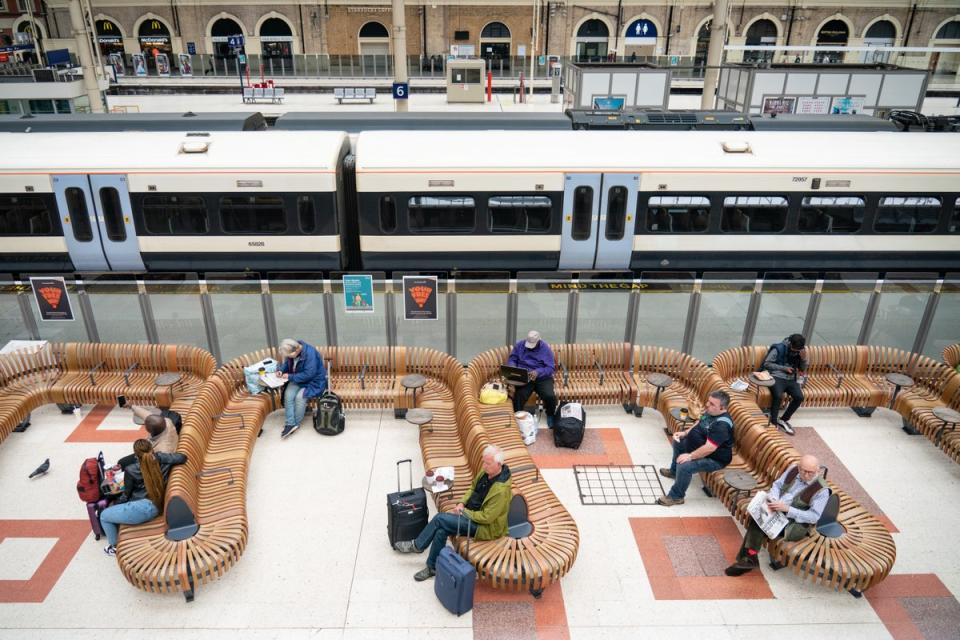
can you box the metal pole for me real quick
[857,279,883,345]
[198,280,223,366]
[137,278,160,344]
[624,282,641,347]
[322,279,338,347]
[802,280,823,341]
[506,280,518,347]
[565,288,579,344]
[67,0,105,112]
[911,279,942,357]
[446,279,457,358]
[681,279,702,355]
[260,279,279,350]
[385,279,398,346]
[392,0,409,112]
[74,280,100,342]
[741,279,762,346]
[15,280,41,340]
[700,0,729,109]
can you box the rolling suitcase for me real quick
[434,515,476,616]
[387,459,428,547]
[86,498,109,540]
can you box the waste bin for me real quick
[446,59,486,104]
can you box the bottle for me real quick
[679,407,689,421]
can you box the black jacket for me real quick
[122,452,187,502]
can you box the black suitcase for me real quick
[387,459,428,547]
[554,401,586,449]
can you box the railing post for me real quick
[137,277,160,344]
[385,278,397,347]
[681,278,702,355]
[741,278,763,346]
[857,279,884,345]
[15,279,41,339]
[565,283,579,344]
[74,279,100,342]
[802,279,823,340]
[624,279,641,348]
[446,278,457,358]
[261,278,279,350]
[198,279,223,366]
[911,279,942,357]
[506,279,518,347]
[322,278,337,347]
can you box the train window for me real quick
[65,187,93,242]
[143,196,209,234]
[951,198,960,233]
[220,196,287,234]
[645,196,709,233]
[571,186,593,240]
[99,187,126,242]
[489,196,551,233]
[407,196,475,232]
[298,196,317,234]
[380,196,397,233]
[722,196,787,232]
[798,196,864,233]
[0,195,52,235]
[605,186,628,240]
[874,197,940,233]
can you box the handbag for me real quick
[479,381,508,405]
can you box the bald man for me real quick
[725,455,829,576]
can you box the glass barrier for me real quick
[269,276,326,349]
[395,278,447,350]
[691,276,755,363]
[331,278,387,347]
[518,279,568,347]
[634,276,693,350]
[814,276,876,346]
[456,279,508,362]
[0,280,30,344]
[754,277,815,347]
[143,276,207,350]
[924,278,960,360]
[870,278,936,351]
[207,275,267,362]
[576,280,632,344]
[84,277,147,343]
[24,277,89,342]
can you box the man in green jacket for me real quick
[394,444,512,581]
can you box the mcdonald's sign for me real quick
[151,20,161,30]
[103,21,114,31]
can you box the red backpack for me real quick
[77,452,104,502]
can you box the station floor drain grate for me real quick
[573,464,666,505]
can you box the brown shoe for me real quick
[724,555,759,576]
[657,496,684,507]
[659,467,675,479]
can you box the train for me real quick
[1,128,958,277]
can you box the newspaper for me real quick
[747,490,789,539]
[260,373,286,389]
[730,378,749,392]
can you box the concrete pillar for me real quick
[392,0,408,112]
[700,0,729,110]
[68,0,105,112]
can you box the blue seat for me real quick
[507,495,533,539]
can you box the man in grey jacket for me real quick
[762,334,808,435]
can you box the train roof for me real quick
[274,112,571,131]
[0,112,267,132]
[0,130,346,172]
[355,130,960,172]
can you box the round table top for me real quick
[723,469,758,491]
[405,408,434,426]
[748,372,776,388]
[401,374,427,390]
[932,406,960,423]
[132,407,162,426]
[885,372,914,387]
[646,373,674,389]
[154,372,182,386]
[669,407,695,422]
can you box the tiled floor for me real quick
[1,402,958,639]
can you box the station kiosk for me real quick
[446,59,486,104]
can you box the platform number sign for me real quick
[227,35,244,49]
[392,82,409,100]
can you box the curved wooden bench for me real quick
[945,344,960,369]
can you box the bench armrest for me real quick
[510,462,540,483]
[196,467,235,484]
[827,363,844,389]
[123,362,139,387]
[559,362,569,387]
[359,362,367,390]
[89,361,105,386]
[213,412,246,430]
[594,358,605,386]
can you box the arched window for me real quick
[864,20,896,64]
[935,20,960,39]
[138,18,172,56]
[211,18,244,58]
[481,22,510,39]
[576,19,610,61]
[95,19,124,57]
[359,21,389,38]
[695,20,712,68]
[815,19,848,63]
[260,17,293,59]
[480,22,511,66]
[577,19,609,38]
[866,20,896,39]
[745,19,777,63]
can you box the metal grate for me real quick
[573,465,666,505]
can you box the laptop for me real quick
[500,365,529,384]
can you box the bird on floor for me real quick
[29,458,50,479]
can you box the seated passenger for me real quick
[100,438,187,557]
[657,390,734,506]
[763,333,808,435]
[725,454,828,576]
[507,330,558,427]
[276,338,328,440]
[393,445,512,581]
[128,405,179,453]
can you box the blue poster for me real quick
[343,274,374,314]
[625,19,657,45]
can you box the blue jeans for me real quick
[415,512,478,570]
[667,438,723,500]
[284,381,308,427]
[100,498,160,546]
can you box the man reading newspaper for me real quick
[725,455,829,577]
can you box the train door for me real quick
[52,174,145,272]
[559,173,637,270]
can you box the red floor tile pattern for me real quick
[528,428,633,469]
[0,520,91,603]
[865,574,960,640]
[64,405,146,443]
[473,581,569,640]
[630,517,774,600]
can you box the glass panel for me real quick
[99,187,126,241]
[270,277,326,349]
[691,277,755,363]
[869,279,934,350]
[754,278,814,347]
[604,187,627,240]
[144,276,207,349]
[0,195,53,235]
[84,277,146,342]
[923,279,960,359]
[813,277,876,345]
[65,187,93,242]
[380,196,397,233]
[722,196,787,232]
[208,276,268,362]
[332,277,387,346]
[489,196,551,233]
[518,280,568,349]
[874,197,940,233]
[24,278,89,342]
[297,196,317,234]
[408,196,475,232]
[577,280,631,342]
[143,196,208,234]
[220,196,287,234]
[395,278,446,350]
[646,196,710,233]
[798,196,864,233]
[635,277,692,350]
[571,187,593,240]
[456,279,508,363]
[0,281,31,343]
[949,197,960,233]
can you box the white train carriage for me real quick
[0,131,350,273]
[354,130,960,273]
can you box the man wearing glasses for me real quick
[725,454,828,576]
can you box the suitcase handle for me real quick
[396,459,413,492]
[456,512,473,557]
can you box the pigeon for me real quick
[28,458,50,479]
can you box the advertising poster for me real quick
[796,96,831,114]
[762,96,796,115]
[156,53,170,77]
[831,96,865,115]
[178,53,193,77]
[30,277,74,321]
[132,54,147,77]
[343,274,374,314]
[108,53,124,77]
[403,276,438,321]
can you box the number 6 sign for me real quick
[392,82,409,100]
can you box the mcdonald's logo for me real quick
[151,20,161,30]
[102,21,114,31]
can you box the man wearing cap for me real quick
[506,330,558,427]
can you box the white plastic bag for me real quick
[515,411,538,445]
[243,358,278,394]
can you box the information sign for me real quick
[625,19,657,45]
[392,82,408,99]
[403,276,438,321]
[343,275,375,314]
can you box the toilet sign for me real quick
[624,19,657,45]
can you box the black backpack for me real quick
[313,391,345,436]
[553,402,586,449]
[160,409,183,434]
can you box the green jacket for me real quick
[459,465,512,541]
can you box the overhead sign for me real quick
[30,277,74,322]
[227,35,245,49]
[625,19,657,45]
[187,42,196,55]
[343,274,374,314]
[392,82,408,100]
[403,276,438,321]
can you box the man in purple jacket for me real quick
[507,330,558,427]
